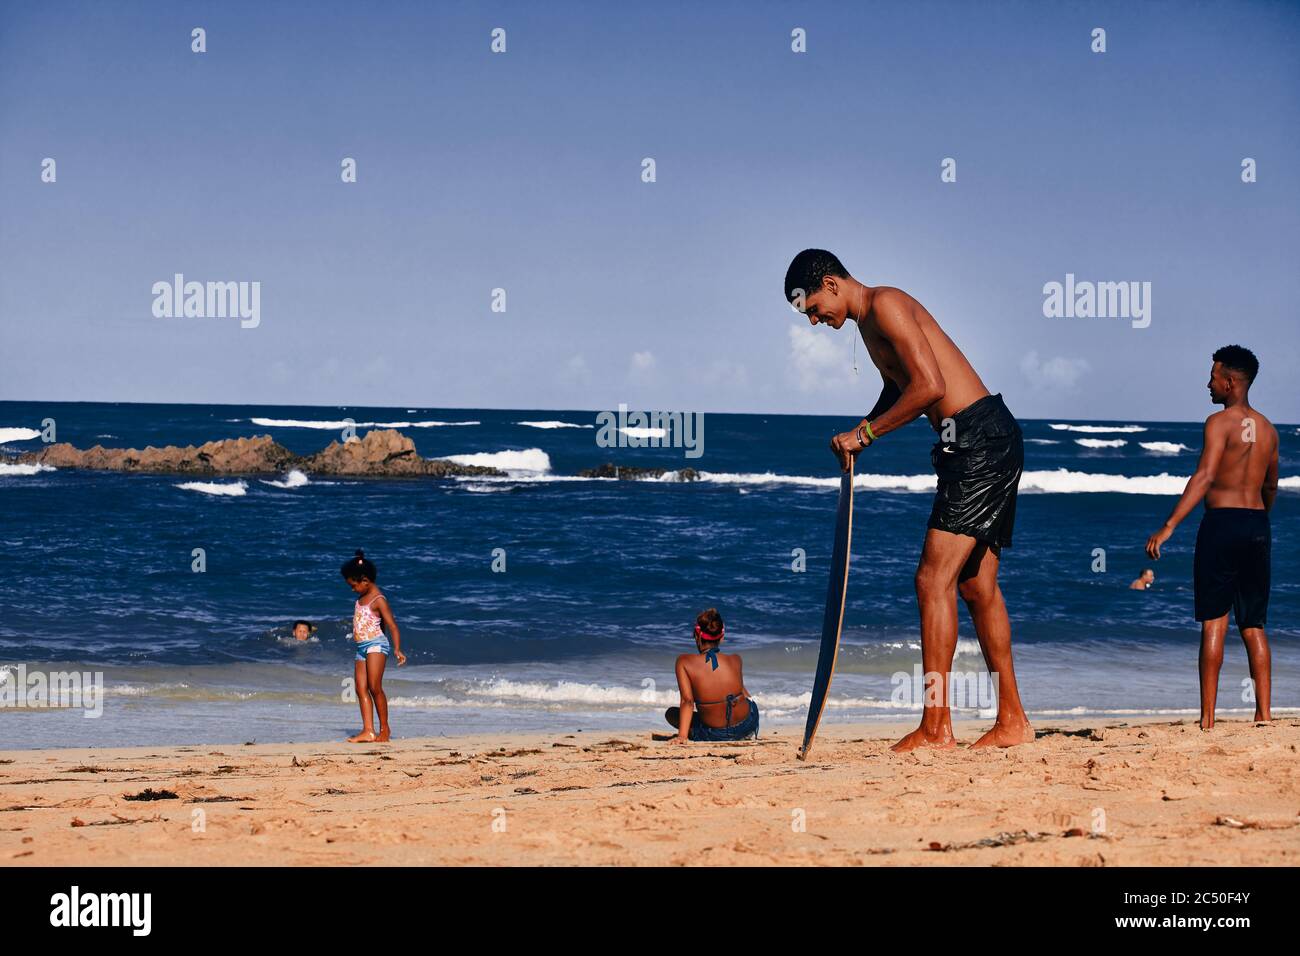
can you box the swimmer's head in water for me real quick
[694,608,725,648]
[341,550,378,589]
[1141,569,1155,583]
[1209,345,1259,403]
[784,249,855,329]
[292,620,314,640]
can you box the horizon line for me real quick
[0,396,1286,428]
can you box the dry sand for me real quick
[2,718,1298,866]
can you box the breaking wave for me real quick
[176,480,248,496]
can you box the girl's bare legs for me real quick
[348,659,377,742]
[367,652,391,741]
[1198,615,1228,730]
[1240,626,1271,722]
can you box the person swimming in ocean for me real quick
[664,609,759,743]
[341,550,406,742]
[1129,569,1155,590]
[291,620,316,641]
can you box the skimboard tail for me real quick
[797,460,854,761]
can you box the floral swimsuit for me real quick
[353,593,391,662]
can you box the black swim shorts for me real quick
[1194,507,1271,628]
[927,393,1024,551]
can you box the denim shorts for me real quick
[689,699,760,741]
[354,638,391,662]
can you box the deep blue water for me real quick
[1,400,1297,747]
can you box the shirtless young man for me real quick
[784,249,1033,751]
[1145,346,1278,730]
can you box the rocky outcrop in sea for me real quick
[15,429,501,478]
[578,463,700,481]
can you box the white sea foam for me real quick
[260,469,310,489]
[453,473,605,485]
[619,426,667,439]
[1279,476,1300,490]
[250,418,356,429]
[456,678,888,712]
[444,448,552,473]
[1075,438,1127,449]
[468,678,679,707]
[0,462,55,477]
[681,470,939,492]
[1139,441,1190,454]
[1049,423,1148,434]
[1026,438,1060,445]
[0,428,40,443]
[1019,468,1187,494]
[460,482,516,493]
[516,420,593,430]
[176,480,248,496]
[388,694,466,709]
[249,418,478,429]
[674,468,1221,495]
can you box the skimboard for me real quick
[797,459,854,760]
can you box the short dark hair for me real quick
[292,619,313,631]
[1213,344,1259,385]
[341,549,377,582]
[696,607,724,642]
[784,249,849,303]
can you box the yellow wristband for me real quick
[863,421,878,442]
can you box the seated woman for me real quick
[664,608,759,743]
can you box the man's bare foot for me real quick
[1199,718,1214,731]
[348,730,378,743]
[891,725,957,753]
[375,729,391,742]
[971,718,1035,748]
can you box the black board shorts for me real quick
[1193,507,1270,627]
[927,393,1024,551]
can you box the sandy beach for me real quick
[2,717,1297,866]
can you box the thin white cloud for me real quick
[558,354,591,387]
[705,358,750,389]
[788,325,854,393]
[1020,350,1090,391]
[628,350,658,385]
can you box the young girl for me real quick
[340,550,405,742]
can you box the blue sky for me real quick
[1,0,1297,421]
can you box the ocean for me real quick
[1,400,1297,749]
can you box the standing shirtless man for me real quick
[1145,345,1278,730]
[784,249,1034,750]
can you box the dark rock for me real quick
[14,429,501,479]
[579,463,699,481]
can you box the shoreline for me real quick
[4,717,1297,866]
